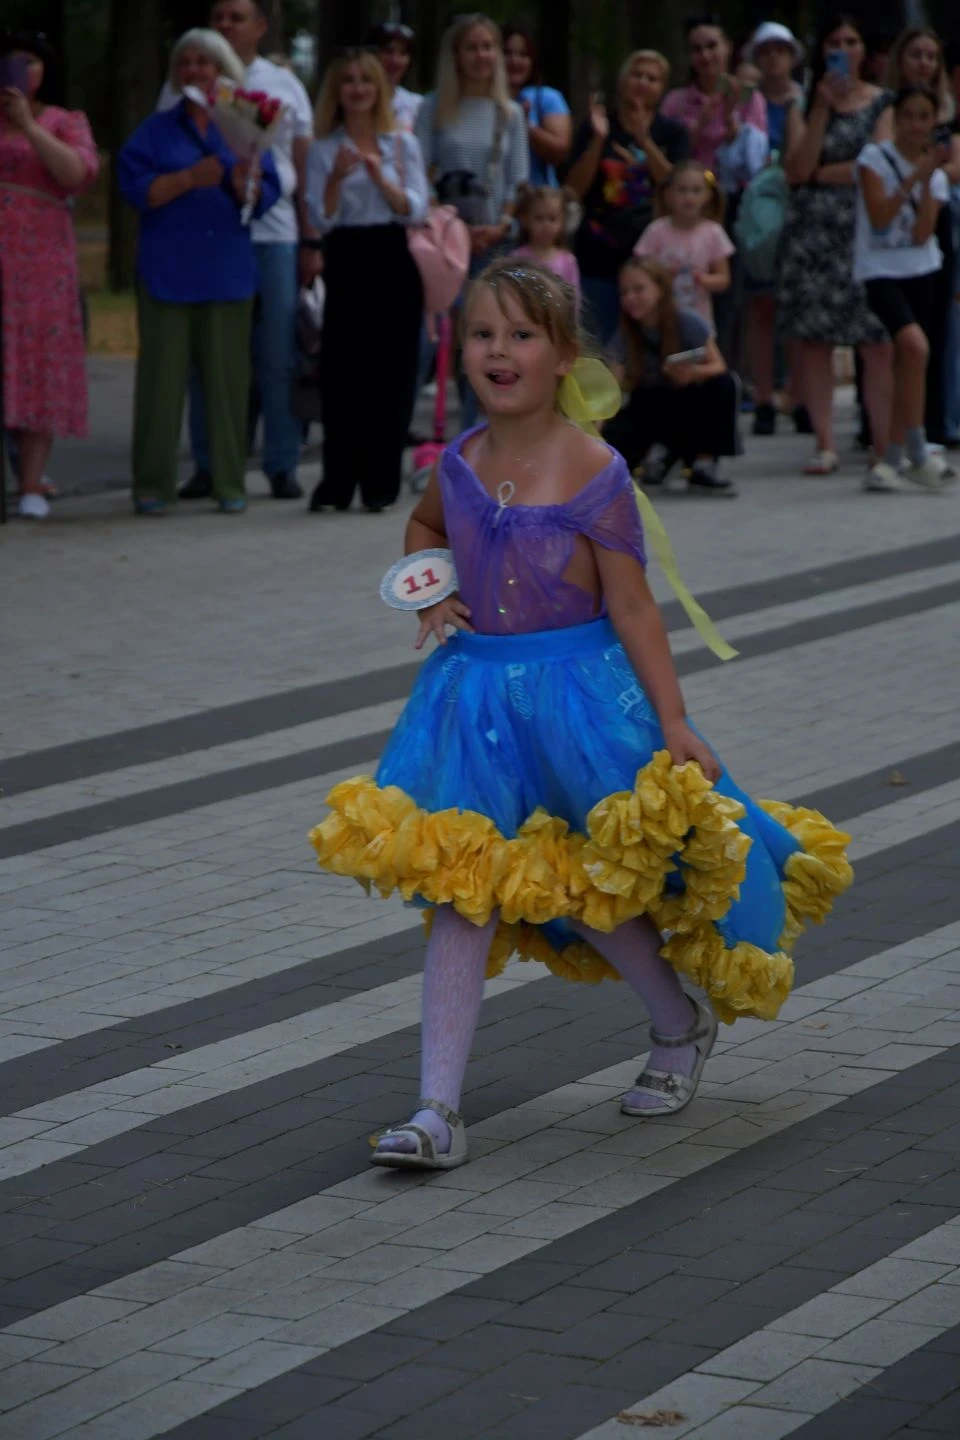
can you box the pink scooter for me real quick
[409,313,453,494]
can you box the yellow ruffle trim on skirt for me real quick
[309,752,853,1024]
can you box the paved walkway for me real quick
[1,394,959,1439]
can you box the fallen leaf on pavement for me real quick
[889,770,909,786]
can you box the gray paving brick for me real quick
[683,1406,812,1439]
[748,1358,882,1412]
[0,1360,93,1413]
[586,1337,717,1393]
[698,1328,828,1382]
[0,1350,200,1440]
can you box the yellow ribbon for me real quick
[558,357,738,663]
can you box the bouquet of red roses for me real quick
[210,79,284,154]
[186,77,287,222]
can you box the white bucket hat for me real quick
[744,21,805,66]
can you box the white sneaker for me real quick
[864,462,910,493]
[904,457,955,491]
[899,451,956,481]
[18,492,50,520]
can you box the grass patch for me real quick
[86,288,138,356]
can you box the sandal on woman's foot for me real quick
[134,498,167,516]
[621,998,718,1119]
[803,449,838,476]
[370,1097,468,1172]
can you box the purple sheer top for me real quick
[440,426,646,637]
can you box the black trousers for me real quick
[318,225,423,510]
[604,373,740,472]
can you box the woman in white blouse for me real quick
[307,50,428,512]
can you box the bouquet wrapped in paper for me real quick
[186,77,287,223]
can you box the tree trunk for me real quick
[539,0,573,103]
[107,0,164,291]
[317,0,376,79]
[262,0,285,53]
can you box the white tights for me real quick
[377,905,700,1156]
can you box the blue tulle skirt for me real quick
[313,619,852,1021]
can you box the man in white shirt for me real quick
[159,0,316,500]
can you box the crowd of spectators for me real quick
[3,5,959,517]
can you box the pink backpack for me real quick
[396,136,470,314]
[407,205,471,313]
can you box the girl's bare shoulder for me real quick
[559,425,618,497]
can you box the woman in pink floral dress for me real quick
[0,31,98,519]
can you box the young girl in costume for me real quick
[311,258,851,1172]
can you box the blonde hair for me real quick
[462,256,584,360]
[618,48,671,101]
[619,256,680,385]
[514,184,572,249]
[887,27,955,122]
[656,160,725,224]
[314,49,397,137]
[434,13,511,129]
[168,28,245,91]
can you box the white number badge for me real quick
[380,549,459,612]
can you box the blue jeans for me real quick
[191,242,301,477]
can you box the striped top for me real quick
[415,95,529,224]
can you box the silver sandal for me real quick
[620,997,718,1118]
[370,1097,469,1171]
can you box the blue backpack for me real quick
[735,156,790,285]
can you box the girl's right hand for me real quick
[589,99,610,140]
[415,597,474,650]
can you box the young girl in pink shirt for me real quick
[633,161,733,332]
[511,183,581,308]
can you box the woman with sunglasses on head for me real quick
[0,29,98,520]
[366,20,422,133]
[502,22,571,187]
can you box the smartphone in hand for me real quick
[664,347,708,366]
[0,55,31,94]
[825,50,850,80]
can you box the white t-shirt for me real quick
[392,85,423,133]
[157,55,313,245]
[854,142,949,282]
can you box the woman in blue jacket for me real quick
[118,29,280,514]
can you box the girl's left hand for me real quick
[363,151,384,185]
[663,720,721,783]
[1,86,35,133]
